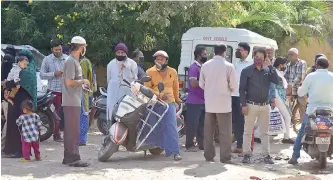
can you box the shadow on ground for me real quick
[1,130,332,179]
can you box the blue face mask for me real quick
[138,57,144,68]
[139,57,144,63]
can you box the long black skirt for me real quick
[3,88,32,155]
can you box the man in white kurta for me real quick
[106,43,138,121]
[199,44,237,163]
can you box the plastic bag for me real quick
[268,107,286,135]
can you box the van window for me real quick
[195,45,233,63]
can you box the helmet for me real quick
[71,36,86,45]
[153,50,169,59]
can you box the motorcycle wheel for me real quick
[98,136,119,162]
[149,148,164,155]
[37,110,54,142]
[318,152,327,169]
[97,113,109,135]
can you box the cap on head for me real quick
[288,48,299,55]
[71,36,86,45]
[114,42,128,54]
[153,50,169,59]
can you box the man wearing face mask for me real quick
[145,50,182,161]
[239,48,280,164]
[185,46,207,152]
[106,42,138,121]
[231,42,253,154]
[40,38,68,142]
[62,36,90,167]
[132,49,146,80]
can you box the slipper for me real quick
[68,160,90,167]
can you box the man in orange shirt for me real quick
[144,50,182,161]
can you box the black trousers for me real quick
[185,103,205,149]
[232,96,245,148]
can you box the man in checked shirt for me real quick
[284,48,307,124]
[40,38,68,142]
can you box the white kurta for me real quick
[106,58,138,120]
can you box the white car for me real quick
[1,44,48,97]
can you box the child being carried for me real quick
[4,56,29,103]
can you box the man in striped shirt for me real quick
[40,39,68,142]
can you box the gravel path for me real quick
[1,128,333,180]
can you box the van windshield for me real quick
[196,45,233,63]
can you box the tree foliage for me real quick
[1,1,332,68]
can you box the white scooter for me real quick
[98,77,184,162]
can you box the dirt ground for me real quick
[1,127,333,180]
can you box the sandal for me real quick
[68,160,90,167]
[174,154,182,161]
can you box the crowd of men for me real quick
[185,43,333,164]
[1,36,333,167]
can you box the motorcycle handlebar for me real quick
[123,79,131,86]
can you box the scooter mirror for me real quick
[158,82,164,93]
[141,76,151,83]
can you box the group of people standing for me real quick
[2,36,332,167]
[185,42,333,164]
[1,36,95,166]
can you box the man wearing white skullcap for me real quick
[284,48,307,126]
[62,36,90,167]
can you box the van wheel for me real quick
[149,148,164,155]
[98,136,119,162]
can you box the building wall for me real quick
[278,38,333,71]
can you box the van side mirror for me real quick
[158,82,164,93]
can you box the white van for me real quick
[177,27,278,90]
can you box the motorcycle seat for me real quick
[316,109,332,116]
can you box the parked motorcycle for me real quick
[178,93,187,137]
[94,86,185,136]
[98,77,184,162]
[302,106,333,169]
[36,92,61,142]
[93,87,109,135]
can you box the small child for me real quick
[5,56,29,98]
[16,100,42,162]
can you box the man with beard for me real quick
[185,46,207,152]
[62,36,90,167]
[231,42,253,154]
[106,42,138,121]
[40,38,67,142]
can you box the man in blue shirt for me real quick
[288,56,333,164]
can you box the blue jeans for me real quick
[291,114,309,160]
